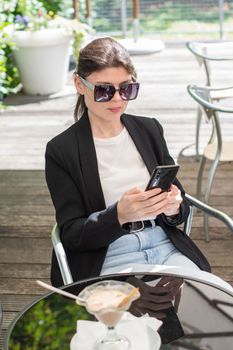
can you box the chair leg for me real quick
[203,158,220,242]
[203,213,210,242]
[195,106,202,161]
[196,155,206,200]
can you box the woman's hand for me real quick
[163,184,183,217]
[117,184,183,225]
[128,276,184,319]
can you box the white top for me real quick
[94,127,150,207]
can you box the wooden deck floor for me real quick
[1,43,233,348]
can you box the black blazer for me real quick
[45,111,211,287]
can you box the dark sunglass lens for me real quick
[120,83,139,100]
[94,85,115,102]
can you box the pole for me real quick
[132,0,140,41]
[86,0,92,27]
[73,0,78,20]
[121,0,127,37]
[219,0,224,40]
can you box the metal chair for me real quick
[187,84,233,241]
[186,41,233,159]
[52,193,233,285]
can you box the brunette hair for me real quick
[74,36,137,121]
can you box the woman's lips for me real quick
[107,107,121,113]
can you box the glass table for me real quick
[3,270,233,350]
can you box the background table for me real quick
[4,271,233,350]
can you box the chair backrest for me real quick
[187,84,226,152]
[186,41,233,86]
[51,224,73,285]
[186,41,211,85]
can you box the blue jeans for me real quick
[101,224,199,274]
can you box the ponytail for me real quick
[74,94,86,122]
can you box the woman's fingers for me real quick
[117,184,183,223]
[163,185,183,216]
[117,187,167,223]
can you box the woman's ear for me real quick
[74,74,84,95]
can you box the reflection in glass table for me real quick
[4,271,233,350]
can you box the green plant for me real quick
[12,0,91,64]
[39,0,64,14]
[0,0,91,104]
[0,22,20,104]
[9,293,93,350]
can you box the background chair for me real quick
[187,85,233,241]
[52,193,233,286]
[186,41,233,159]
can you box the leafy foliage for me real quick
[39,0,64,14]
[0,21,20,103]
[9,293,93,350]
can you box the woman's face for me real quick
[75,67,133,124]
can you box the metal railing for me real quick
[77,0,233,41]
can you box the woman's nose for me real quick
[111,89,122,101]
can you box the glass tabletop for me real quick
[4,271,233,350]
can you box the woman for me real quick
[45,37,210,287]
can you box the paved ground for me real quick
[1,43,233,170]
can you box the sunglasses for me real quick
[79,76,140,102]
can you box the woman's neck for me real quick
[89,116,124,139]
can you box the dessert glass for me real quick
[78,280,140,349]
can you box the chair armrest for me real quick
[187,85,233,113]
[51,224,74,285]
[185,193,233,235]
[186,41,233,61]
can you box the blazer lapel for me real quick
[121,114,158,174]
[76,111,106,211]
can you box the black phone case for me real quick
[145,165,179,192]
[158,306,184,344]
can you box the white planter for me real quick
[12,29,71,95]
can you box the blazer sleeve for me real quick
[45,141,126,253]
[153,119,190,227]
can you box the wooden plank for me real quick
[190,227,232,240]
[0,278,50,295]
[2,311,20,329]
[0,225,52,238]
[0,295,39,312]
[0,263,50,279]
[0,215,54,226]
[191,216,233,228]
[0,195,53,205]
[179,181,233,196]
[0,238,52,264]
[193,240,233,268]
[0,170,45,181]
[0,186,50,196]
[0,204,54,216]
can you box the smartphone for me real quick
[158,306,184,344]
[145,164,179,192]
